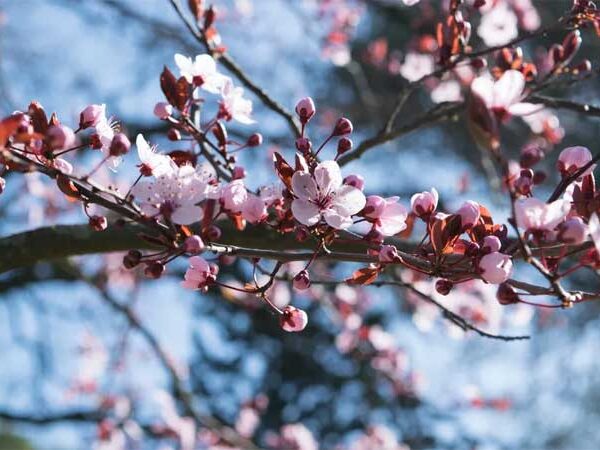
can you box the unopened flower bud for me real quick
[293,270,311,290]
[184,235,205,254]
[144,262,165,279]
[123,250,142,269]
[232,166,246,180]
[411,188,438,218]
[89,215,108,231]
[109,133,131,157]
[153,102,173,119]
[295,137,311,153]
[365,228,384,245]
[481,235,502,253]
[280,306,308,332]
[435,279,453,296]
[295,97,316,124]
[247,133,262,147]
[47,124,75,150]
[519,145,544,168]
[79,104,105,129]
[336,137,352,155]
[456,201,480,229]
[343,174,364,190]
[332,117,353,136]
[168,128,181,141]
[496,283,519,305]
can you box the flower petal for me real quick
[314,161,342,196]
[291,199,321,226]
[172,205,203,225]
[331,185,366,216]
[323,209,353,229]
[493,70,524,108]
[291,171,318,201]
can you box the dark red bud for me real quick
[435,279,453,296]
[247,133,262,147]
[332,117,353,136]
[497,283,519,305]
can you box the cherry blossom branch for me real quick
[529,95,600,118]
[167,0,301,137]
[337,101,463,166]
[0,409,102,424]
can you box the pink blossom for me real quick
[515,197,570,232]
[153,102,173,119]
[365,196,408,236]
[471,70,541,118]
[174,53,226,93]
[181,256,214,291]
[241,194,267,223]
[557,146,595,177]
[557,217,587,244]
[221,179,248,213]
[431,80,463,103]
[477,4,518,47]
[280,306,309,332]
[291,160,366,230]
[259,184,283,206]
[399,52,435,82]
[136,134,177,177]
[411,188,438,218]
[94,116,123,170]
[479,252,513,284]
[132,165,208,225]
[79,104,106,129]
[456,200,480,229]
[219,78,254,124]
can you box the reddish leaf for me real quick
[28,101,48,134]
[273,152,294,190]
[168,150,197,167]
[48,112,60,127]
[346,267,380,286]
[56,175,80,201]
[174,76,191,111]
[188,0,204,20]
[0,114,24,150]
[430,214,462,255]
[160,66,180,109]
